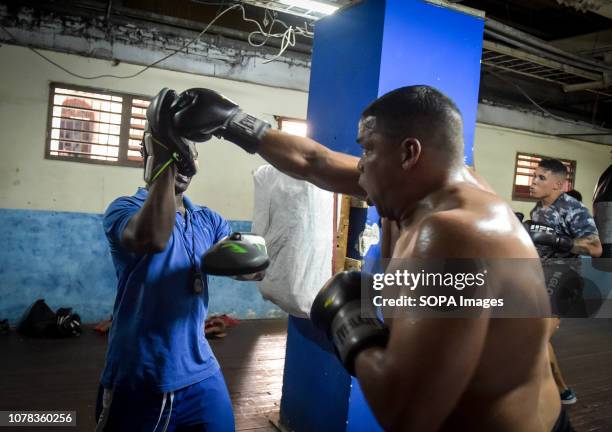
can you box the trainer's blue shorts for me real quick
[95,369,234,432]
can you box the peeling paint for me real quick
[0,210,283,324]
[0,4,311,91]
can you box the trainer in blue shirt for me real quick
[96,90,234,432]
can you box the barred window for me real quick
[46,83,150,167]
[513,153,576,200]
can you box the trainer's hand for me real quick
[310,271,388,376]
[145,88,198,183]
[172,88,270,154]
[525,221,573,252]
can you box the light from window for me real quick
[278,117,307,137]
[47,84,149,167]
[512,153,576,200]
[58,98,94,157]
[128,98,150,162]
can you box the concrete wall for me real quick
[0,3,312,92]
[1,43,609,324]
[474,123,611,216]
[0,44,307,323]
[0,44,307,218]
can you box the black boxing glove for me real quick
[525,221,574,253]
[172,88,270,154]
[144,88,198,184]
[310,271,388,376]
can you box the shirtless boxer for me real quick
[158,85,568,431]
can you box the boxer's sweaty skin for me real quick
[257,119,560,431]
[355,177,560,432]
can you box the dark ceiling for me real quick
[462,0,610,41]
[128,0,612,128]
[110,0,612,127]
[3,0,612,128]
[464,0,611,128]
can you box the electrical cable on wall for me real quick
[242,7,313,64]
[0,1,313,80]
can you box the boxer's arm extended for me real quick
[171,88,365,198]
[259,129,364,197]
[354,215,490,431]
[122,166,177,253]
[572,234,602,257]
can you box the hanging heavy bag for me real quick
[593,164,612,272]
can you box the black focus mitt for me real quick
[201,232,269,277]
[144,88,198,184]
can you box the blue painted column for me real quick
[279,1,484,430]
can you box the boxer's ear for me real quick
[399,137,421,170]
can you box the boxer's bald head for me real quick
[361,85,464,164]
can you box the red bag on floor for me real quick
[205,314,239,339]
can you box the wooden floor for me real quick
[551,319,612,431]
[0,319,287,432]
[0,318,610,431]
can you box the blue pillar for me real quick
[279,1,484,430]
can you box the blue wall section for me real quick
[347,379,382,432]
[306,0,386,157]
[280,317,352,432]
[0,209,283,324]
[278,2,387,431]
[378,0,484,165]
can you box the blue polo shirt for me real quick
[102,188,230,392]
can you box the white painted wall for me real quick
[0,44,308,220]
[1,44,609,222]
[474,123,611,216]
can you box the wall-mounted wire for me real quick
[0,1,312,80]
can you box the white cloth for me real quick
[252,165,334,318]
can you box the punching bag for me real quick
[593,164,612,271]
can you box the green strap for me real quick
[221,243,248,254]
[146,151,179,186]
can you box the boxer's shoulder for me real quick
[408,209,493,258]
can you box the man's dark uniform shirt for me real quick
[530,192,599,259]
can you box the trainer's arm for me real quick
[122,166,177,253]
[259,129,365,198]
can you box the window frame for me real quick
[45,82,149,168]
[512,152,577,201]
[275,115,307,137]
